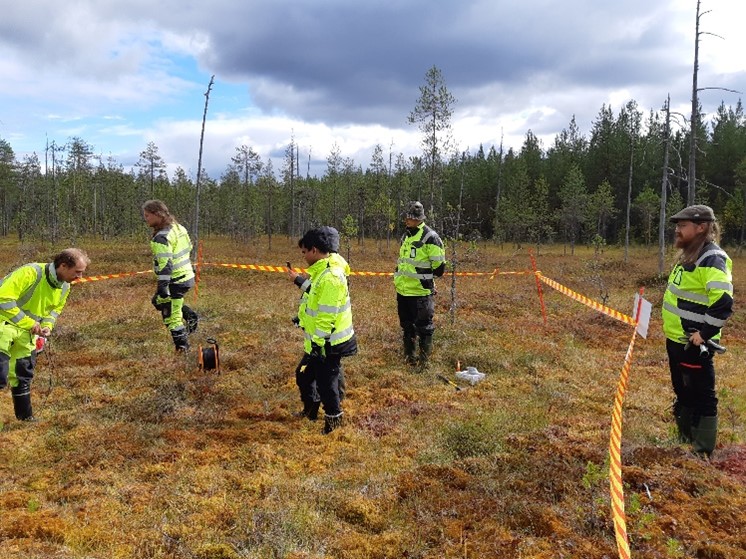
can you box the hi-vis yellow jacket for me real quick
[298,256,356,356]
[0,263,70,332]
[662,242,733,343]
[150,222,195,292]
[394,222,446,296]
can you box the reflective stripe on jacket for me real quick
[662,242,733,342]
[394,222,446,296]
[298,256,355,354]
[151,222,195,288]
[0,263,70,331]
[296,252,350,319]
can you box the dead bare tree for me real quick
[687,1,740,204]
[193,75,215,251]
[658,95,672,275]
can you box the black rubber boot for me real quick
[171,329,190,352]
[403,332,417,366]
[418,335,434,370]
[691,415,718,458]
[294,400,320,421]
[673,401,693,443]
[11,386,35,421]
[182,305,199,334]
[323,413,344,434]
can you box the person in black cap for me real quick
[662,204,734,457]
[287,227,357,434]
[394,201,446,369]
[287,226,350,412]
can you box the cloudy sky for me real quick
[1,0,744,179]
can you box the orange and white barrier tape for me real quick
[73,270,150,284]
[350,270,394,276]
[71,263,532,283]
[203,261,520,277]
[206,262,292,273]
[608,327,637,559]
[537,274,636,326]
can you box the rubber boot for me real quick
[294,400,320,421]
[691,415,718,458]
[182,305,199,334]
[171,329,190,352]
[11,386,35,421]
[673,401,693,443]
[403,333,417,366]
[323,413,344,434]
[418,335,433,371]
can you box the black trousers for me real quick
[295,352,343,416]
[397,294,435,337]
[666,338,718,417]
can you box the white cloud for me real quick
[0,0,744,179]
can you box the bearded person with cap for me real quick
[394,201,446,368]
[663,204,733,458]
[288,227,357,434]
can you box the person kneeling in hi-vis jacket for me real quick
[0,248,89,421]
[663,205,734,458]
[142,200,198,352]
[290,228,357,434]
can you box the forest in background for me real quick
[1,92,746,252]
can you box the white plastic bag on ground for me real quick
[455,366,485,385]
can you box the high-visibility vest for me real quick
[299,256,355,354]
[150,222,194,286]
[296,252,350,313]
[394,222,446,296]
[662,242,733,342]
[0,263,70,331]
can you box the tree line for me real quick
[1,83,745,253]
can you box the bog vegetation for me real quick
[0,235,745,559]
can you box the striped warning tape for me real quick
[204,262,524,277]
[66,264,534,283]
[72,270,150,283]
[537,273,636,326]
[207,262,291,273]
[608,327,637,559]
[350,270,393,276]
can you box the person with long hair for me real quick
[142,200,197,352]
[662,205,734,457]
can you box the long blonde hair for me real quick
[677,221,721,266]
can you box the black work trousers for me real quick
[666,338,718,417]
[397,294,435,337]
[295,352,343,416]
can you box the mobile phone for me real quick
[286,261,292,269]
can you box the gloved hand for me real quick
[309,343,325,362]
[157,283,170,299]
[292,316,300,327]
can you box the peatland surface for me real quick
[0,236,744,559]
